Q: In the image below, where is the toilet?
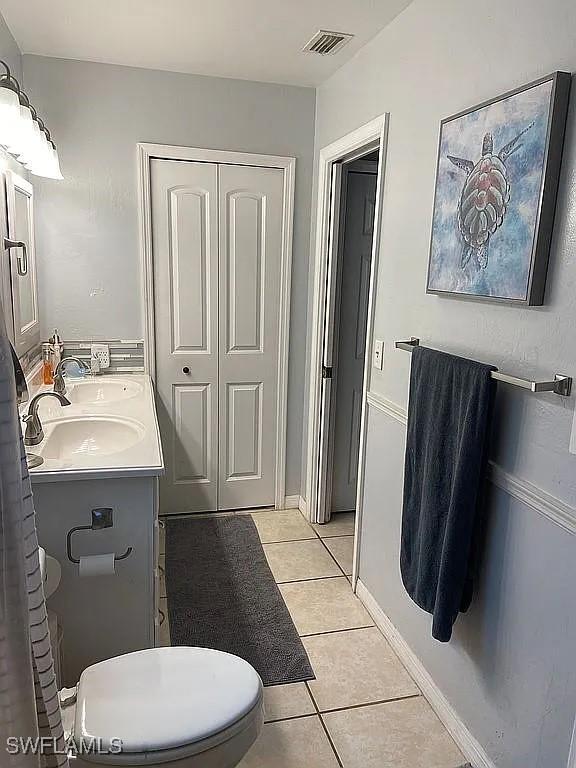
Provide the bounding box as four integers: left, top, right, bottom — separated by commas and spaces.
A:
63, 646, 264, 767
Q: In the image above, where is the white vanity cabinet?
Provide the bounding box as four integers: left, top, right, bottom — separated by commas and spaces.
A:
28, 374, 164, 686
33, 475, 160, 686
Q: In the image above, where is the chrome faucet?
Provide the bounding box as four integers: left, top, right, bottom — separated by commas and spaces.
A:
53, 357, 90, 396
23, 392, 71, 446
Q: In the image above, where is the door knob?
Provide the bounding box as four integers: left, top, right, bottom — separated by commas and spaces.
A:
182, 366, 190, 375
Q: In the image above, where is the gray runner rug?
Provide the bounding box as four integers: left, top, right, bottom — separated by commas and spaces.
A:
165, 514, 315, 686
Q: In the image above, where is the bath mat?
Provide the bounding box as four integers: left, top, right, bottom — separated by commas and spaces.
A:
164, 514, 315, 686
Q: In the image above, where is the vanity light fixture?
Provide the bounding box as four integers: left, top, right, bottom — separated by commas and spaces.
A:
0, 60, 63, 180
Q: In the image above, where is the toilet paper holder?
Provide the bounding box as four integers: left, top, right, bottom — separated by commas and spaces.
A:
66, 508, 133, 564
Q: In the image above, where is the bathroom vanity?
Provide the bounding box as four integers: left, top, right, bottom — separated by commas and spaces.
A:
28, 374, 164, 686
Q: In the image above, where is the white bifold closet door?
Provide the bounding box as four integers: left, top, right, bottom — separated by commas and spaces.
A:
218, 163, 283, 510
151, 159, 284, 513
152, 160, 219, 513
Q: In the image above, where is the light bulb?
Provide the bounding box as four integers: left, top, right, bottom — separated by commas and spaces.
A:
22, 120, 44, 172
0, 80, 20, 149
31, 139, 64, 180
49, 146, 64, 180
7, 102, 34, 158
17, 114, 36, 167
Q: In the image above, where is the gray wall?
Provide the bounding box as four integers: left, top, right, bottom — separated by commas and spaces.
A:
0, 11, 21, 81
313, 0, 576, 765
22, 56, 316, 496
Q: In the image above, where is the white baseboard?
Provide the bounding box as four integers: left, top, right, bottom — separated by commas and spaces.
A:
283, 495, 307, 516
356, 580, 495, 768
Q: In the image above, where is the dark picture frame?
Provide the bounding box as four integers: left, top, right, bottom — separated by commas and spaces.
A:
426, 71, 572, 305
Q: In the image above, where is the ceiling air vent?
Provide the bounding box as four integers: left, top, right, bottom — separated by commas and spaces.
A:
303, 30, 354, 56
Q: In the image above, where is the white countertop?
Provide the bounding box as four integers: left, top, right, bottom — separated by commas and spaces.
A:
26, 374, 164, 483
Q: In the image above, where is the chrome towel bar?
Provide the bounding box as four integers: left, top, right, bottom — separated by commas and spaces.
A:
395, 338, 572, 397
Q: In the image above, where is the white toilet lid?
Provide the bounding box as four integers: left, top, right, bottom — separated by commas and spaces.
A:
75, 647, 263, 756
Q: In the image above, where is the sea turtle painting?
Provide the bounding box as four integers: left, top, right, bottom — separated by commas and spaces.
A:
427, 75, 569, 303
447, 122, 533, 270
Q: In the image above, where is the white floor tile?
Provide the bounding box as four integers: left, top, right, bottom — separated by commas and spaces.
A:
280, 577, 372, 636
264, 540, 341, 583
263, 683, 316, 722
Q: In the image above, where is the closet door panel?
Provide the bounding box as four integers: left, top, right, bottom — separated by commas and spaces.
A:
226, 193, 264, 352
226, 382, 263, 480
172, 383, 212, 483
151, 159, 218, 513
218, 164, 284, 509
170, 187, 211, 352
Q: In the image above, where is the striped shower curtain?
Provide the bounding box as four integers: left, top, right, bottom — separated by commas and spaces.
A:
0, 303, 68, 767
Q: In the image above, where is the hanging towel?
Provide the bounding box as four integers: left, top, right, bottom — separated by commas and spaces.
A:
0, 303, 69, 767
401, 345, 496, 642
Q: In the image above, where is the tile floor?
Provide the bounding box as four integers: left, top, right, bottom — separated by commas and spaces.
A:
158, 509, 466, 767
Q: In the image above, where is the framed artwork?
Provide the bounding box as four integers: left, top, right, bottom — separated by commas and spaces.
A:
427, 71, 571, 305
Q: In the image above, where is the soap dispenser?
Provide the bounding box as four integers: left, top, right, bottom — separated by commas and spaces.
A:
42, 342, 54, 384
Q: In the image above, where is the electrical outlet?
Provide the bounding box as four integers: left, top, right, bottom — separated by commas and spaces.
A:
373, 339, 384, 370
91, 343, 110, 369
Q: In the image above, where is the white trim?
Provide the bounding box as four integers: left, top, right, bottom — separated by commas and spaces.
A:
275, 157, 296, 510
304, 115, 389, 593
366, 390, 408, 424
137, 146, 156, 377
356, 580, 495, 768
283, 495, 308, 516
137, 142, 295, 511
489, 463, 576, 535
138, 142, 295, 169
366, 390, 576, 535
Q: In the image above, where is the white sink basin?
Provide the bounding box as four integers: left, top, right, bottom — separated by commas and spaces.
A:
67, 378, 143, 405
41, 417, 145, 461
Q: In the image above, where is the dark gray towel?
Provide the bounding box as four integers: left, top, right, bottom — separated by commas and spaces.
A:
401, 345, 496, 642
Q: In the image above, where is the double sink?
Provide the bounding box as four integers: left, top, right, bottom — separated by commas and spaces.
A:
27, 375, 164, 480
40, 379, 143, 460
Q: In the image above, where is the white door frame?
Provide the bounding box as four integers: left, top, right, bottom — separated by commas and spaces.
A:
305, 115, 389, 588
137, 143, 296, 510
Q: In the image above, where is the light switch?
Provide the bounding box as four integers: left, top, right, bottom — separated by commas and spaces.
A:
373, 340, 384, 370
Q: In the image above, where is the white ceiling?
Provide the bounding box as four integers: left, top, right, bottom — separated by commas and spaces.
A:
0, 0, 413, 87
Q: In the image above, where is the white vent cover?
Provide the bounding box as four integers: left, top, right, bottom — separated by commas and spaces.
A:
303, 30, 354, 56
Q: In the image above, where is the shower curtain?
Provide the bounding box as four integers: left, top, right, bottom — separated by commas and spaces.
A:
0, 299, 68, 767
